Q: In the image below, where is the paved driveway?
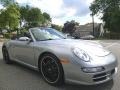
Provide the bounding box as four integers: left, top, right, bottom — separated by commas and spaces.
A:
0, 40, 120, 90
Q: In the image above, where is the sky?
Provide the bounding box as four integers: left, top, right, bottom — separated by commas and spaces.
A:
9, 0, 103, 25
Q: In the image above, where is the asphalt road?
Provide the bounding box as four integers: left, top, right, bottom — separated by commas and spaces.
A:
0, 40, 120, 90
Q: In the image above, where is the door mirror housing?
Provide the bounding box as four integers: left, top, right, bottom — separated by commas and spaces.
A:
19, 37, 31, 42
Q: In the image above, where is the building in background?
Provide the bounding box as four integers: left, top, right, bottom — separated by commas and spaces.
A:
73, 23, 105, 39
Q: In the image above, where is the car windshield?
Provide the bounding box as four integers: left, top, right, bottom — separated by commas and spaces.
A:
31, 28, 66, 41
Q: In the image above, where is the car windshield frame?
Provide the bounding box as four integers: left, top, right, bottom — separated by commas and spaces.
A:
30, 28, 66, 41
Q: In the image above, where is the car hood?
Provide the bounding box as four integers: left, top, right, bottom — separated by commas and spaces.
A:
40, 39, 110, 57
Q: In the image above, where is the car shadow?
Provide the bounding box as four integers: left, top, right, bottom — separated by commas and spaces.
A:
61, 80, 114, 90
0, 59, 41, 77
0, 59, 114, 90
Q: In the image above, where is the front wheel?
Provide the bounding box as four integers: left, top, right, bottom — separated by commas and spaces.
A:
2, 47, 12, 64
40, 54, 64, 86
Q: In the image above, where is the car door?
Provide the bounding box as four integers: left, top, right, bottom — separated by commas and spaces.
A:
13, 40, 35, 66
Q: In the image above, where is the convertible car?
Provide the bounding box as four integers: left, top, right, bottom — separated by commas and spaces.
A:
2, 27, 118, 86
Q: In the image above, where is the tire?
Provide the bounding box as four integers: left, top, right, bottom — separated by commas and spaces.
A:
2, 47, 12, 64
39, 53, 64, 86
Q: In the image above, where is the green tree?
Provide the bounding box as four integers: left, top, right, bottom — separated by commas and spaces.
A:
0, 0, 52, 28
90, 0, 120, 32
19, 7, 52, 27
51, 24, 62, 31
43, 12, 51, 22
0, 0, 15, 6
62, 20, 79, 35
0, 9, 7, 28
42, 12, 51, 25
19, 5, 30, 27
0, 4, 20, 30
26, 7, 44, 27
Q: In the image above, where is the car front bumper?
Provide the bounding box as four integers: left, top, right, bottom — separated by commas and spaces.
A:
65, 67, 117, 85
62, 55, 118, 85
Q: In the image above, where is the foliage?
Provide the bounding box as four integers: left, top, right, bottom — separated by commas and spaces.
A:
19, 5, 30, 27
20, 28, 28, 33
19, 6, 51, 28
0, 4, 20, 31
90, 0, 120, 32
0, 0, 15, 6
102, 32, 120, 39
51, 24, 62, 31
43, 12, 51, 22
26, 7, 44, 27
4, 33, 10, 38
62, 20, 79, 35
0, 0, 56, 35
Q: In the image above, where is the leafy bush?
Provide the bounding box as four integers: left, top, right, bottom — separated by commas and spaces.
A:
20, 28, 28, 35
4, 33, 11, 39
104, 32, 120, 39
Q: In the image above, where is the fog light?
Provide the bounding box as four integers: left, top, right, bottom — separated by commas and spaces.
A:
82, 67, 105, 73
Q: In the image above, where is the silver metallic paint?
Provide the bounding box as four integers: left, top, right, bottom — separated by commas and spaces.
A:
2, 28, 118, 85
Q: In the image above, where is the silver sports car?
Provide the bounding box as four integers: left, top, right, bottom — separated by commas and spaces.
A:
2, 27, 118, 86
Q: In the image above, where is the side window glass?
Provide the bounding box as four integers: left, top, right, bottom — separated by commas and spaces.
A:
31, 29, 41, 40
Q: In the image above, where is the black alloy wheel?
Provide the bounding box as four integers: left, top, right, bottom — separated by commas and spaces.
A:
2, 47, 12, 64
40, 54, 64, 86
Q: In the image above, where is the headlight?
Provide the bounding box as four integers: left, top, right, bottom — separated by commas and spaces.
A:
73, 48, 91, 62
82, 67, 105, 73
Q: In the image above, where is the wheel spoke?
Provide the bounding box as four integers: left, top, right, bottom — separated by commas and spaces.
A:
41, 56, 59, 82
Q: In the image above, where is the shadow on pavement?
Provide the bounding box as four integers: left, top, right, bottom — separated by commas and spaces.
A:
61, 80, 114, 90
0, 59, 114, 90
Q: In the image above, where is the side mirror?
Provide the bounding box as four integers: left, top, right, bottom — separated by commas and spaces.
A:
19, 37, 31, 42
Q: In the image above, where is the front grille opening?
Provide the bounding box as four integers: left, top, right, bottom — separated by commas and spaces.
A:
93, 77, 107, 82
111, 69, 115, 75
93, 73, 106, 78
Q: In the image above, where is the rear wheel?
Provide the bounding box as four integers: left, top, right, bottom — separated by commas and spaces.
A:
40, 54, 64, 86
2, 47, 12, 64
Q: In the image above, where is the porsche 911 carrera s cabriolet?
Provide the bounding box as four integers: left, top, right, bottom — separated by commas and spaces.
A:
2, 27, 118, 86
